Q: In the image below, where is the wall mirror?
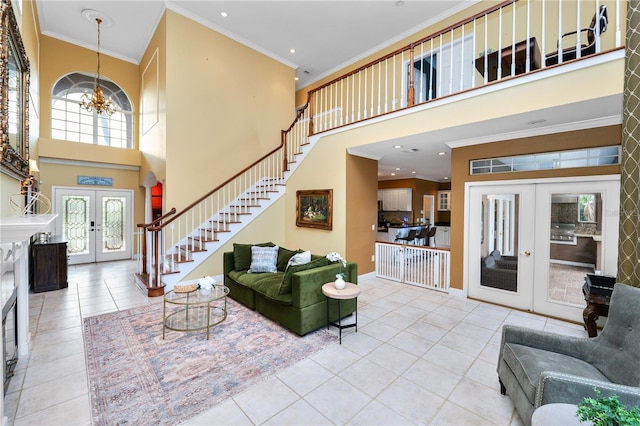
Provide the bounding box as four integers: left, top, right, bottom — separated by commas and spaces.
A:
0, 0, 30, 180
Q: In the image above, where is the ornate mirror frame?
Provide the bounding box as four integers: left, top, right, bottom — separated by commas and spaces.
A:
0, 0, 30, 180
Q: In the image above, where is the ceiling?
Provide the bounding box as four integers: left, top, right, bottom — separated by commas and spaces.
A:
35, 1, 622, 183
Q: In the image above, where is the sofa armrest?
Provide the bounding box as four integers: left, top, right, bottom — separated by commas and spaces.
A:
223, 251, 235, 275
536, 371, 640, 409
291, 261, 358, 309
499, 325, 592, 362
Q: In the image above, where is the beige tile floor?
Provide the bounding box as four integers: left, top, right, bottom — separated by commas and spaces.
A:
6, 260, 589, 425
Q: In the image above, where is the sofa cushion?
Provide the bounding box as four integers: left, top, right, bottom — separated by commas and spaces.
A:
503, 343, 610, 404
252, 275, 292, 305
278, 256, 328, 295
276, 247, 300, 272
233, 242, 274, 271
286, 250, 311, 269
229, 270, 284, 288
249, 245, 280, 273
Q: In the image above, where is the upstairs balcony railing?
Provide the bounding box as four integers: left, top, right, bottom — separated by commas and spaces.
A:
285, 0, 624, 151
137, 0, 624, 292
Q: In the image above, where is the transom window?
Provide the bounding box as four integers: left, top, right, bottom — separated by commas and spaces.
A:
51, 72, 133, 148
470, 146, 621, 175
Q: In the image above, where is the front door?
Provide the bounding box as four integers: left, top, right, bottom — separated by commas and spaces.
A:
467, 177, 619, 322
53, 188, 133, 265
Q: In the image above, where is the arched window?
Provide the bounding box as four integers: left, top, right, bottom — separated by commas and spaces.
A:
51, 72, 133, 148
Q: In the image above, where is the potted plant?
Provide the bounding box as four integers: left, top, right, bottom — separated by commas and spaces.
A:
576, 388, 640, 426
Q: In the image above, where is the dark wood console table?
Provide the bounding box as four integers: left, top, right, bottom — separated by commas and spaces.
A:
582, 282, 610, 337
475, 37, 541, 82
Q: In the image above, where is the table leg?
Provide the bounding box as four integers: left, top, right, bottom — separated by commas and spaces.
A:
338, 299, 342, 344
583, 303, 599, 337
162, 299, 166, 339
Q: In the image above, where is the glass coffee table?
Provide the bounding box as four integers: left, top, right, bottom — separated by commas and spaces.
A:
163, 284, 229, 339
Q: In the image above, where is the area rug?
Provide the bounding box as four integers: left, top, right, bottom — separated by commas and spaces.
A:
84, 298, 335, 425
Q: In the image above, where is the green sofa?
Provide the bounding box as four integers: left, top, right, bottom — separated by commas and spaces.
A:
223, 243, 358, 336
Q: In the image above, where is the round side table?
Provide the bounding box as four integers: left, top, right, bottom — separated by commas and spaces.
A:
322, 282, 360, 344
531, 404, 587, 425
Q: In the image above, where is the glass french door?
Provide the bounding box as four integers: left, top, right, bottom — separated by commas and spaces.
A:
467, 178, 619, 322
53, 188, 133, 265
468, 184, 535, 311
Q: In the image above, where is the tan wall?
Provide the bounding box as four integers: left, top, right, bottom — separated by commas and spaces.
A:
163, 10, 295, 212
346, 154, 378, 274
449, 125, 622, 290
139, 14, 167, 184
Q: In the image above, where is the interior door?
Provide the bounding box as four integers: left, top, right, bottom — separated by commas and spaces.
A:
53, 188, 133, 265
467, 178, 620, 322
532, 180, 620, 321
468, 184, 535, 310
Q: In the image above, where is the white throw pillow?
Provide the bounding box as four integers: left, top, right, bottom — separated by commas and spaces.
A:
286, 250, 311, 269
248, 245, 279, 273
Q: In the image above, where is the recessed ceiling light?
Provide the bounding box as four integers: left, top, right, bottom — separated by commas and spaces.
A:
411, 171, 416, 174
443, 176, 450, 180
393, 145, 402, 149
294, 77, 299, 81
396, 1, 404, 6
391, 173, 396, 176
438, 151, 446, 156
290, 49, 296, 54
220, 11, 228, 17
395, 167, 400, 171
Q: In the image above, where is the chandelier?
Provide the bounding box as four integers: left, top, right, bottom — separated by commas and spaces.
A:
80, 17, 116, 115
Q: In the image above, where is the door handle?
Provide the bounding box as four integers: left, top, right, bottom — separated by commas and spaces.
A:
521, 250, 531, 256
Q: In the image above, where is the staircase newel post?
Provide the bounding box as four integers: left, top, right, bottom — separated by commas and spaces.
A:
281, 130, 288, 172
140, 224, 148, 275
408, 45, 415, 107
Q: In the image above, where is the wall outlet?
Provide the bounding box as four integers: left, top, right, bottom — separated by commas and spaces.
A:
371, 224, 375, 231
371, 255, 375, 262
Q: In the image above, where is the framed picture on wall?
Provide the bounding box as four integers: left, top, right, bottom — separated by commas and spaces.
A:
296, 189, 333, 230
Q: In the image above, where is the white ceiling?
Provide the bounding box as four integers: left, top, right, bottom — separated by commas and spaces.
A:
35, 1, 622, 183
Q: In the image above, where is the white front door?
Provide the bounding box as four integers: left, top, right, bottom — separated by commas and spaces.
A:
467, 177, 620, 322
53, 188, 133, 265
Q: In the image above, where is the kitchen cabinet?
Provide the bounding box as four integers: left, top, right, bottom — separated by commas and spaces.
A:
434, 226, 450, 247
30, 236, 68, 293
378, 189, 412, 211
437, 191, 451, 211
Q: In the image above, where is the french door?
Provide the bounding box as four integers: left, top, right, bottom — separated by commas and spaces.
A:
467, 177, 620, 322
53, 188, 133, 265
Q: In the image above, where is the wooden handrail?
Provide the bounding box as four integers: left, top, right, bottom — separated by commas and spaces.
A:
306, 1, 514, 96
152, 143, 286, 231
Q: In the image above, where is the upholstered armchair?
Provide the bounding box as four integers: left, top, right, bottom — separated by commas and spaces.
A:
497, 283, 640, 425
481, 255, 518, 292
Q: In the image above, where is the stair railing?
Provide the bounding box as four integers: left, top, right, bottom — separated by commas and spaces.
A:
137, 105, 313, 290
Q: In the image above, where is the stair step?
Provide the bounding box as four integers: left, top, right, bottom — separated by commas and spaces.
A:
189, 235, 217, 243
169, 252, 196, 263
178, 244, 207, 253
201, 227, 230, 234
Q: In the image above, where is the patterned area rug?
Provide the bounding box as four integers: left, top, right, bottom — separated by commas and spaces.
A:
84, 298, 335, 425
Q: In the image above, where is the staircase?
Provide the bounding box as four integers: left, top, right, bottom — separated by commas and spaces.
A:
135, 108, 312, 296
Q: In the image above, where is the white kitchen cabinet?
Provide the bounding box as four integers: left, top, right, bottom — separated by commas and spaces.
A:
434, 226, 450, 247
378, 189, 412, 211
437, 191, 451, 211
